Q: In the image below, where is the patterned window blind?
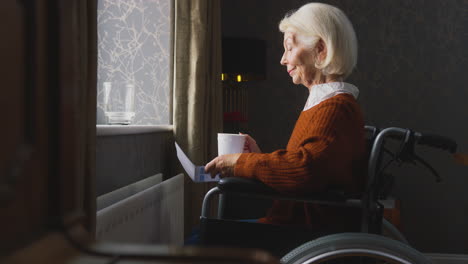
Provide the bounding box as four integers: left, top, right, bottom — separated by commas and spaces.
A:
97, 0, 172, 125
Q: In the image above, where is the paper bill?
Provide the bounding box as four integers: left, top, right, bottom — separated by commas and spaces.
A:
175, 142, 220, 182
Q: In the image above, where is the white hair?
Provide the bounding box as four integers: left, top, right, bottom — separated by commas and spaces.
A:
279, 3, 358, 79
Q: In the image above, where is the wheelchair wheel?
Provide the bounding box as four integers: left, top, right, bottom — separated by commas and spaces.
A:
280, 233, 431, 264
382, 219, 409, 245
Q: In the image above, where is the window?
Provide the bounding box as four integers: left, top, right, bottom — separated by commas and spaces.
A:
97, 0, 172, 125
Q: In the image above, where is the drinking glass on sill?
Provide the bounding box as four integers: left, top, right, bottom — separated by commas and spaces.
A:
103, 81, 136, 125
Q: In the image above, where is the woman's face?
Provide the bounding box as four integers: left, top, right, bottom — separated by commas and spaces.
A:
280, 32, 317, 87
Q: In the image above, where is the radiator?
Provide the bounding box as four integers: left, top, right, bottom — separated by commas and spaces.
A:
96, 174, 184, 245
97, 174, 163, 211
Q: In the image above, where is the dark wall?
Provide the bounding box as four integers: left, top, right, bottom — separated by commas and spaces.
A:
96, 131, 175, 196
222, 0, 468, 253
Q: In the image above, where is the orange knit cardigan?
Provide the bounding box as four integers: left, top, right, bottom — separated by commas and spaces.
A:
234, 94, 367, 231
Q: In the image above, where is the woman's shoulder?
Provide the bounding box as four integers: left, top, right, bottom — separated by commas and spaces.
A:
300, 93, 363, 125
307, 93, 359, 113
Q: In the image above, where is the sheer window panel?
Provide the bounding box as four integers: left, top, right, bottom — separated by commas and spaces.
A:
97, 0, 172, 125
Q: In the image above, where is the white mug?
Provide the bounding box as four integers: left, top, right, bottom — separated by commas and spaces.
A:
217, 133, 247, 156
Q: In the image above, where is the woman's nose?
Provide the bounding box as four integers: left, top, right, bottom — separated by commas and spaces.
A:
280, 53, 287, 65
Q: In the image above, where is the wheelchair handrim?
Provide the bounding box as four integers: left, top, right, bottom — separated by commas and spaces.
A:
299, 248, 413, 264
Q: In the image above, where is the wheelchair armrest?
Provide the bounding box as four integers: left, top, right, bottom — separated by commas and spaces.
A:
202, 177, 359, 219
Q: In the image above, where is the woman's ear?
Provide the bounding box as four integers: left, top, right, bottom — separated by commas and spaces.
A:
316, 39, 327, 62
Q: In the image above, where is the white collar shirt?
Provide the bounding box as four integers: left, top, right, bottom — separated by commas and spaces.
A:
303, 82, 360, 111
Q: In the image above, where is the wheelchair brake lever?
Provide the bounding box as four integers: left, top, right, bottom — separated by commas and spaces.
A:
395, 129, 441, 182
412, 154, 442, 183
395, 129, 417, 164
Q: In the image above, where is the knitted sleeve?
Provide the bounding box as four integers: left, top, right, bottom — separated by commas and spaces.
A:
234, 96, 362, 195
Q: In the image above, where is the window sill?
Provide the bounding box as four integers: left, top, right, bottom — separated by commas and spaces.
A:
96, 125, 173, 136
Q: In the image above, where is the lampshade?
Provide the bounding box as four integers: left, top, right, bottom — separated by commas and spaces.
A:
222, 37, 266, 77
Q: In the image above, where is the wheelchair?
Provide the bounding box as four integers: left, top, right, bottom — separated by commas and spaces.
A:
199, 126, 457, 263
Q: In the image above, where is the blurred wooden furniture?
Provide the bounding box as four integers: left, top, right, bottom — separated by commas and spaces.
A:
6, 226, 279, 264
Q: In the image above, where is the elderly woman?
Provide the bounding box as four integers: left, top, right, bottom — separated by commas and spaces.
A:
206, 3, 366, 232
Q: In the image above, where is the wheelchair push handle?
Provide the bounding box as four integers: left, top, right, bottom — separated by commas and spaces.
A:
368, 127, 458, 186
380, 127, 457, 154
416, 132, 457, 153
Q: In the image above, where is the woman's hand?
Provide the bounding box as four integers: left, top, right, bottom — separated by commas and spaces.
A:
205, 153, 241, 179
241, 133, 262, 153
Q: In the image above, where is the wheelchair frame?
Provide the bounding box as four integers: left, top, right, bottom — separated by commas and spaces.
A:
199, 126, 457, 263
